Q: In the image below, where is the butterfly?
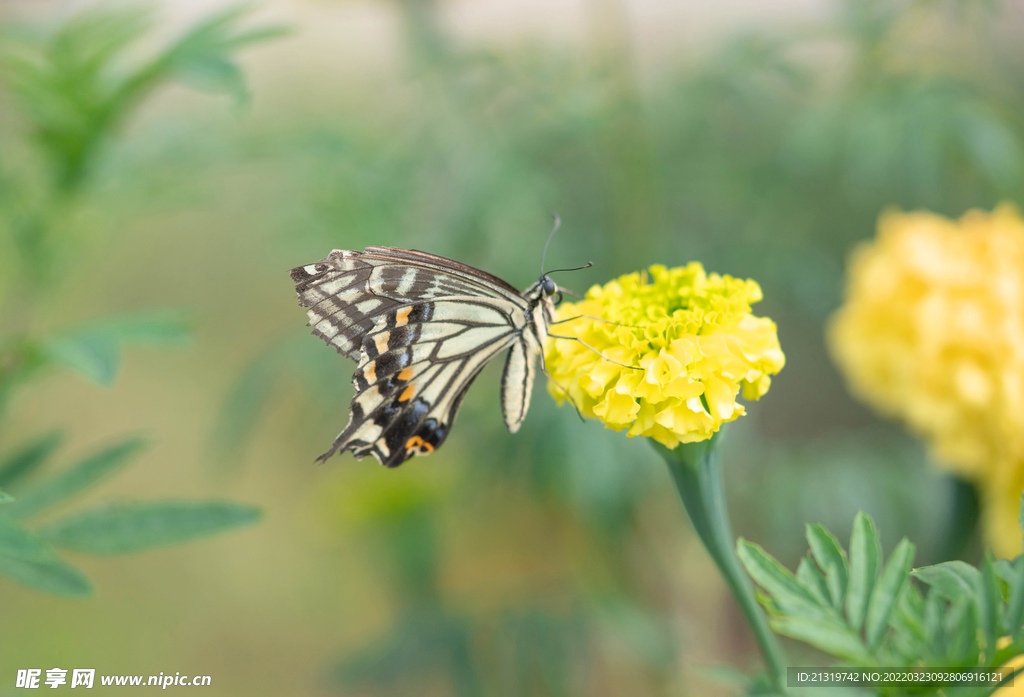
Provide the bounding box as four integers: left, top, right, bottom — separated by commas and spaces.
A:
290, 230, 583, 468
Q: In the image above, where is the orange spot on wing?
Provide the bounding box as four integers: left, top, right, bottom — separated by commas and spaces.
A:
405, 436, 435, 454
399, 384, 416, 402
364, 362, 377, 383
398, 367, 414, 381
375, 332, 390, 355
395, 306, 412, 327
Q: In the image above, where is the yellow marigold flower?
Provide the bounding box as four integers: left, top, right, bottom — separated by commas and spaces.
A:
828, 204, 1024, 555
544, 263, 785, 448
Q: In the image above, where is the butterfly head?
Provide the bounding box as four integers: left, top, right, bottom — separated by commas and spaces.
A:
524, 274, 562, 307
541, 276, 557, 297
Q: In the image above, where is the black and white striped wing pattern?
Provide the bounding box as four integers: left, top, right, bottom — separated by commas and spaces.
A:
291, 246, 525, 359
290, 247, 541, 468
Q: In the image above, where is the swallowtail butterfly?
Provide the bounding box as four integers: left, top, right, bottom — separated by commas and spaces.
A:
290, 243, 569, 468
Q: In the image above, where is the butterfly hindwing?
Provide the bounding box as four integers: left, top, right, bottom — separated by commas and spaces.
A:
323, 298, 522, 467
499, 336, 538, 434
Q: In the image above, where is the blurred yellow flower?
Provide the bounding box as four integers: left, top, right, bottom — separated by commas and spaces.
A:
828, 204, 1024, 555
544, 263, 785, 448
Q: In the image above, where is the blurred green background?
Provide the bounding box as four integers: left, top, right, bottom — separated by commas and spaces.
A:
1, 0, 1021, 694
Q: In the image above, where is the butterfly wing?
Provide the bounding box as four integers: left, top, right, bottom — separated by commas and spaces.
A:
325, 297, 524, 467
499, 334, 539, 434
290, 246, 523, 359
291, 246, 541, 467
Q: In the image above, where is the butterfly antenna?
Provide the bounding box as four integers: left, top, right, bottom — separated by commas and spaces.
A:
547, 262, 593, 275
548, 333, 643, 370
540, 213, 562, 275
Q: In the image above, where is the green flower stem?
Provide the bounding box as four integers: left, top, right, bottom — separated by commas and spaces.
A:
653, 431, 789, 694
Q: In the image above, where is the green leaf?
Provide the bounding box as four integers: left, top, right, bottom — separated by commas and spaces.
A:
893, 582, 926, 643
911, 561, 980, 604
737, 539, 830, 619
846, 512, 881, 632
90, 311, 192, 345
44, 333, 121, 385
944, 595, 978, 666
807, 523, 848, 611
797, 555, 832, 609
0, 490, 10, 503
754, 586, 781, 616
0, 553, 91, 597
175, 55, 248, 105
3, 438, 147, 520
1008, 557, 1024, 641
978, 554, 1001, 661
0, 431, 63, 488
995, 559, 1016, 593
0, 516, 54, 561
766, 616, 871, 664
38, 501, 261, 554
4, 3, 283, 192
890, 584, 927, 662
923, 589, 946, 660
211, 348, 282, 461
865, 537, 915, 650
43, 311, 192, 386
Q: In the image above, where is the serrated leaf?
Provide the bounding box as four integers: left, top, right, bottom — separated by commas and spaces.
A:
797, 555, 833, 609
846, 512, 881, 632
3, 438, 147, 520
0, 553, 91, 596
807, 523, 848, 611
864, 537, 915, 650
0, 431, 62, 488
38, 501, 261, 554
738, 539, 830, 620
911, 561, 980, 604
754, 586, 781, 616
979, 554, 1001, 661
766, 616, 870, 664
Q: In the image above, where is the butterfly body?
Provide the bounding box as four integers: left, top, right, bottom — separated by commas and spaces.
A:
291, 246, 557, 467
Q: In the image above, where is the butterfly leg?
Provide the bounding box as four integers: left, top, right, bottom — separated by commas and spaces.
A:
549, 315, 639, 329
536, 348, 586, 423
546, 334, 642, 370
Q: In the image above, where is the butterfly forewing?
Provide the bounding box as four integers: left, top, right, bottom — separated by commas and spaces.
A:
291, 247, 526, 359
291, 246, 550, 468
